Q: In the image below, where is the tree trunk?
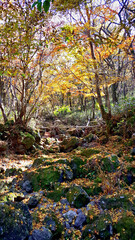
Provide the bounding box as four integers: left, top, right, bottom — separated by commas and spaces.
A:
112, 82, 118, 103
0, 96, 8, 123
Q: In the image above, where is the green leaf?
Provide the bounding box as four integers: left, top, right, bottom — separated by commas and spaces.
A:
43, 0, 50, 13
32, 1, 38, 8
37, 1, 42, 12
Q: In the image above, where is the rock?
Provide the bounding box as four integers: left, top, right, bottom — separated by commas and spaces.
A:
59, 137, 79, 152
74, 212, 86, 228
83, 133, 97, 143
43, 214, 63, 239
114, 213, 135, 240
64, 168, 73, 180
29, 228, 52, 240
0, 202, 32, 240
126, 171, 134, 185
25, 166, 60, 191
99, 195, 132, 210
28, 196, 39, 209
60, 198, 70, 205
22, 180, 33, 193
80, 148, 100, 157
66, 186, 90, 208
69, 156, 87, 178
5, 168, 22, 177
63, 210, 77, 224
131, 147, 135, 156
44, 217, 56, 232
21, 132, 35, 150
100, 155, 120, 172
0, 140, 7, 153
32, 157, 48, 167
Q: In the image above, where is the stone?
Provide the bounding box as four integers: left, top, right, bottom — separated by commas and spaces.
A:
21, 132, 35, 150
29, 228, 52, 240
66, 186, 90, 208
43, 217, 56, 232
114, 213, 135, 240
26, 166, 60, 191
60, 198, 70, 205
65, 169, 73, 180
0, 202, 32, 240
131, 147, 135, 156
100, 155, 120, 172
63, 210, 77, 224
69, 156, 87, 178
28, 196, 39, 209
83, 133, 96, 143
59, 137, 79, 152
22, 180, 33, 193
74, 212, 86, 228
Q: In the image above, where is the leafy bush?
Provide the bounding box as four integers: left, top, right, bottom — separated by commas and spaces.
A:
54, 105, 71, 117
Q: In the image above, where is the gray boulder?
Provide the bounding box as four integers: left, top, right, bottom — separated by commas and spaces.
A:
63, 210, 77, 224
74, 212, 86, 228
0, 202, 32, 240
22, 180, 33, 193
29, 228, 52, 240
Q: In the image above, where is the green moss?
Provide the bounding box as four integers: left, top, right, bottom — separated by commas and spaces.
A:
21, 132, 35, 149
114, 213, 135, 240
69, 156, 87, 178
29, 166, 60, 191
66, 186, 90, 208
80, 148, 100, 157
101, 155, 120, 172
5, 168, 22, 177
84, 182, 102, 196
60, 137, 79, 151
43, 213, 64, 240
47, 186, 69, 202
83, 133, 94, 143
32, 157, 48, 167
100, 195, 132, 210
83, 214, 112, 239
124, 156, 134, 162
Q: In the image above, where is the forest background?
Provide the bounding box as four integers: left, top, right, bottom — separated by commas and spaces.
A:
0, 0, 134, 130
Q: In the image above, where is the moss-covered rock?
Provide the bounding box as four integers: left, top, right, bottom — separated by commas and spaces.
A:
32, 157, 48, 167
60, 137, 79, 152
80, 148, 100, 158
99, 195, 132, 210
26, 166, 60, 191
83, 133, 96, 143
84, 178, 102, 196
21, 132, 35, 150
43, 213, 64, 240
5, 168, 22, 177
82, 213, 113, 240
47, 185, 69, 202
69, 156, 87, 178
0, 202, 32, 240
114, 213, 135, 240
100, 155, 120, 172
66, 185, 90, 208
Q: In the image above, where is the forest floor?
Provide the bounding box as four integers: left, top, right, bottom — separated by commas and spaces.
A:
0, 128, 135, 240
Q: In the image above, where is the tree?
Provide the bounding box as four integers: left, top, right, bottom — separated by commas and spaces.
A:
40, 0, 134, 133
0, 0, 56, 125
